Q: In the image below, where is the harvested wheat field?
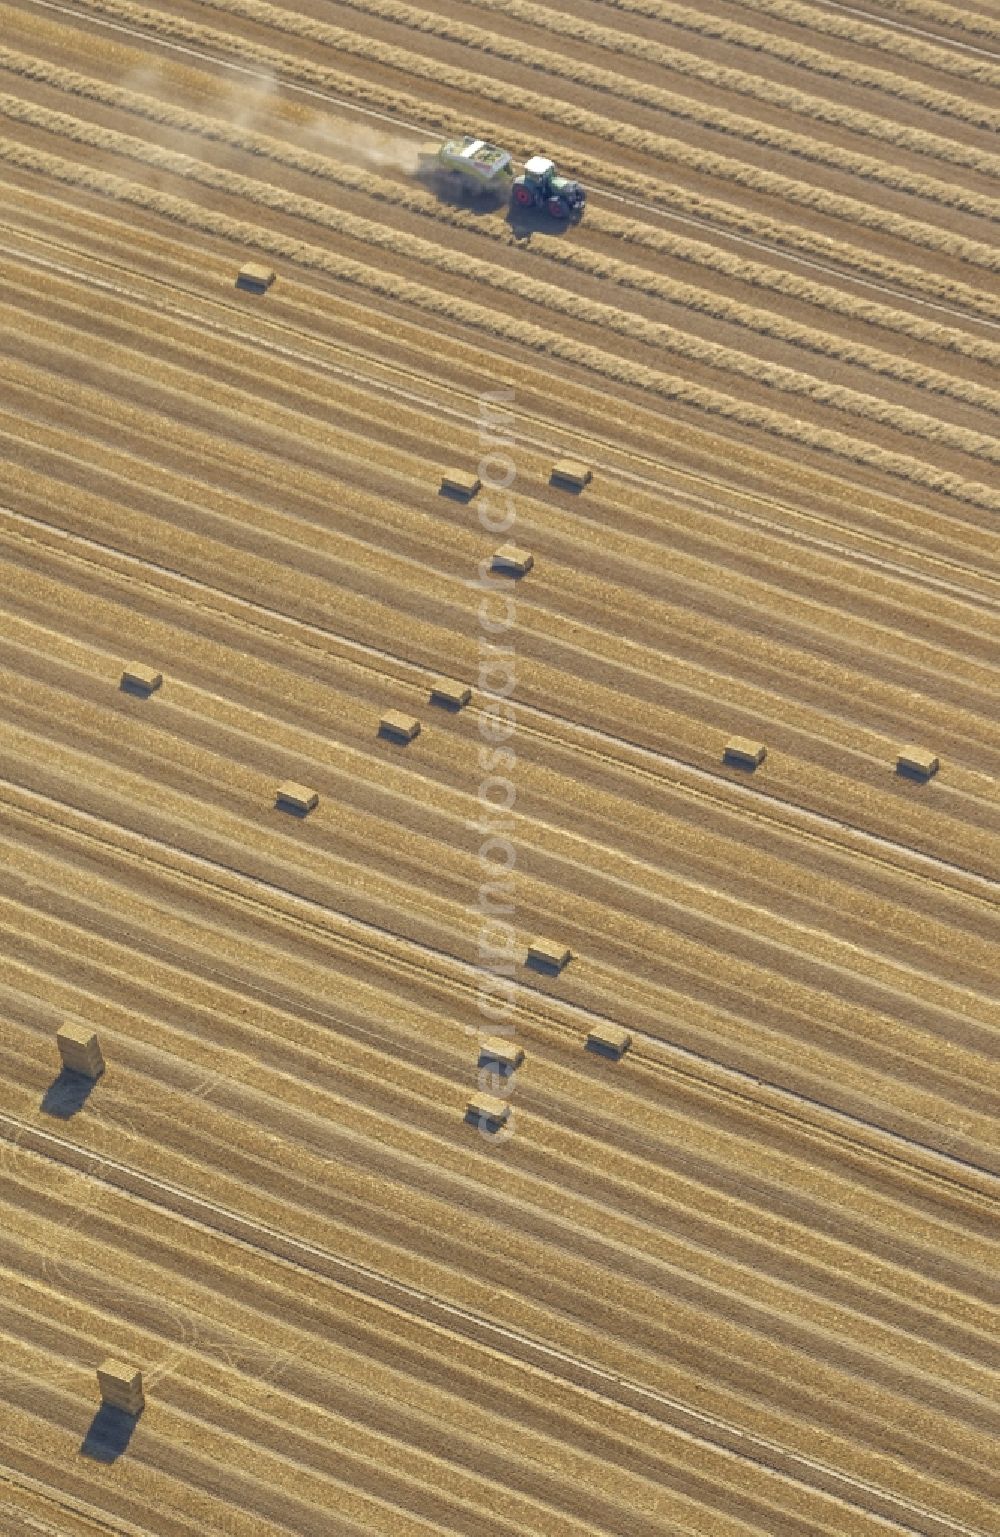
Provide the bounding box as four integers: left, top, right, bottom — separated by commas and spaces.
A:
0, 0, 998, 1531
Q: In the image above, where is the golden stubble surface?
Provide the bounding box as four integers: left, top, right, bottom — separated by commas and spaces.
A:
0, 0, 997, 1532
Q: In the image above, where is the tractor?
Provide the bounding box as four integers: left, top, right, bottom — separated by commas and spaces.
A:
416, 136, 514, 202
511, 156, 586, 221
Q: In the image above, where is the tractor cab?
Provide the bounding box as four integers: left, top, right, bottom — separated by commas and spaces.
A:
523, 155, 556, 183
511, 155, 586, 220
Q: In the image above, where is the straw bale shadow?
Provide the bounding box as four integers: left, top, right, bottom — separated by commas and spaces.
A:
585, 1038, 623, 1060
40, 1068, 98, 1119
80, 1404, 141, 1463
896, 763, 935, 783
524, 955, 567, 976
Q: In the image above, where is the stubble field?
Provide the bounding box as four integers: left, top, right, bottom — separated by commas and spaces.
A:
0, 0, 997, 1533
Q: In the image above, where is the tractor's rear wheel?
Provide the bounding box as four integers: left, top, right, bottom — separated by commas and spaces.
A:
547, 197, 570, 218
512, 183, 535, 206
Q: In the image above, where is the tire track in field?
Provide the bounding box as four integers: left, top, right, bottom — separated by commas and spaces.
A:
6, 352, 999, 753
586, 0, 1000, 89
3, 635, 996, 1071
1, 706, 992, 1171
6, 900, 997, 1300
15, 0, 1000, 330
1, 138, 995, 507
5, 989, 998, 1419
4, 98, 998, 468
3, 854, 995, 1512
3, 767, 998, 1191
182, 0, 1000, 223
2, 225, 998, 600
0, 1111, 992, 1537
6, 952, 996, 1322
4, 888, 997, 1303
0, 1192, 983, 1537
0, 1042, 227, 1397
0, 1468, 151, 1537
5, 52, 1000, 425
0, 497, 995, 904
1, 995, 995, 1524
814, 0, 1000, 50
431, 0, 1000, 164
5, 588, 997, 992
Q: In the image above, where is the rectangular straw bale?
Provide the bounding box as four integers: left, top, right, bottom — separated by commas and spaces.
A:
551, 458, 592, 488
97, 1360, 144, 1414
492, 544, 534, 576
276, 782, 319, 813
897, 746, 939, 778
478, 1036, 525, 1071
56, 1024, 105, 1078
465, 1093, 510, 1127
724, 738, 767, 768
236, 262, 275, 291
527, 938, 571, 972
380, 712, 421, 742
430, 678, 472, 708
586, 1024, 632, 1059
121, 664, 162, 693
440, 470, 481, 499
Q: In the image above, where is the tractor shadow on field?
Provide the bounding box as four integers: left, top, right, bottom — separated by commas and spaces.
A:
505, 206, 575, 242
80, 1404, 142, 1464
40, 1068, 98, 1119
417, 170, 505, 218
